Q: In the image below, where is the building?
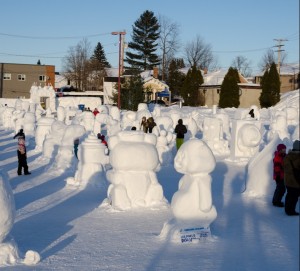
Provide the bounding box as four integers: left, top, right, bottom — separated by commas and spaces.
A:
197, 68, 262, 108
0, 63, 55, 99
254, 63, 299, 93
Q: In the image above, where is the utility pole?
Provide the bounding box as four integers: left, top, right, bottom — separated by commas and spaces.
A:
111, 31, 126, 109
273, 38, 287, 75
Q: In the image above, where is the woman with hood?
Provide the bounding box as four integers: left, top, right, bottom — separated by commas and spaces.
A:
272, 143, 286, 207
284, 140, 300, 216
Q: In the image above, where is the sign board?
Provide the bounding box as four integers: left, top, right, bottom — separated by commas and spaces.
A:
180, 227, 211, 243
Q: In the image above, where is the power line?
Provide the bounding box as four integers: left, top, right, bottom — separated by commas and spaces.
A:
212, 46, 272, 53
0, 32, 111, 40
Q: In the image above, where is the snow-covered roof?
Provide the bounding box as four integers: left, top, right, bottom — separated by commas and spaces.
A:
254, 63, 299, 76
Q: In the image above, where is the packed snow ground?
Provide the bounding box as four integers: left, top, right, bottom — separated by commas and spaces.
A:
0, 130, 299, 270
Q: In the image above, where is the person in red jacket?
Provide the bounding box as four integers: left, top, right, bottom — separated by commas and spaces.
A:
272, 143, 286, 207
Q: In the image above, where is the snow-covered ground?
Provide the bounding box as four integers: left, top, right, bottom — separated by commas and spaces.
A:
0, 90, 299, 270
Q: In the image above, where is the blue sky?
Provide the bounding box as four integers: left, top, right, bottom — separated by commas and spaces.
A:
0, 0, 298, 74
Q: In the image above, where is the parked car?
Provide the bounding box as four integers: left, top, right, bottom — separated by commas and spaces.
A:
56, 86, 77, 97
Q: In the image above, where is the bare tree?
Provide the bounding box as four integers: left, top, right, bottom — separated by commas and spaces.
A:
231, 55, 252, 77
63, 38, 92, 91
259, 48, 287, 72
158, 15, 180, 81
184, 35, 217, 70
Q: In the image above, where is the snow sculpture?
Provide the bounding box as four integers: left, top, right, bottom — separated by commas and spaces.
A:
105, 131, 165, 210
121, 111, 137, 130
154, 116, 174, 132
55, 125, 86, 170
160, 139, 217, 243
12, 110, 25, 133
23, 112, 36, 137
67, 133, 108, 188
0, 174, 40, 266
156, 129, 173, 166
230, 120, 262, 159
267, 113, 289, 141
56, 106, 66, 122
35, 116, 55, 151
42, 121, 66, 159
2, 107, 15, 129
202, 117, 230, 156
110, 106, 120, 122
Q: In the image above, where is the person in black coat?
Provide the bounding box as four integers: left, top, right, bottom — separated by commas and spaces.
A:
174, 119, 187, 150
13, 129, 31, 175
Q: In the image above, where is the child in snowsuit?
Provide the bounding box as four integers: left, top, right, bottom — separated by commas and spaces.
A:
147, 117, 156, 133
272, 143, 286, 207
283, 140, 300, 216
174, 119, 187, 150
13, 129, 31, 175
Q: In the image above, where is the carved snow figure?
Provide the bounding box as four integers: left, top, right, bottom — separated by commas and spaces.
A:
0, 174, 40, 266
230, 120, 262, 160
267, 112, 289, 141
202, 117, 230, 156
35, 116, 55, 151
105, 131, 165, 210
67, 133, 108, 188
56, 106, 66, 122
156, 129, 173, 166
160, 139, 217, 243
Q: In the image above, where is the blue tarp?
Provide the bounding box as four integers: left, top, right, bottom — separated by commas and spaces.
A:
157, 90, 170, 97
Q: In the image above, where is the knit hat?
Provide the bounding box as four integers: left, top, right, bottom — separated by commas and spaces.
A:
277, 144, 286, 151
293, 140, 300, 151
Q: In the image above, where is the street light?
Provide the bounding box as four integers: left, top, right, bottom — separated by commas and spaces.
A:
111, 31, 126, 109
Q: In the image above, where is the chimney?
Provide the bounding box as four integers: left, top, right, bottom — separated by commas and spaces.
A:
153, 67, 158, 79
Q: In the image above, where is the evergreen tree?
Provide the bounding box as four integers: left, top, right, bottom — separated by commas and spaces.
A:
125, 10, 160, 71
180, 65, 203, 106
259, 62, 280, 108
218, 67, 240, 108
90, 42, 110, 68
112, 73, 145, 111
166, 58, 186, 97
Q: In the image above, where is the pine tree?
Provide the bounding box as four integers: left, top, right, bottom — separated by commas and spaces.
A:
113, 73, 145, 111
218, 67, 240, 108
180, 65, 203, 106
166, 58, 186, 97
125, 10, 160, 71
259, 62, 280, 108
91, 42, 110, 68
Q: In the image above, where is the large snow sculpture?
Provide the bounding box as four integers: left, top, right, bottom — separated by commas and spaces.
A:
67, 132, 108, 188
160, 139, 217, 243
105, 131, 166, 210
202, 117, 230, 156
0, 174, 40, 266
230, 119, 262, 160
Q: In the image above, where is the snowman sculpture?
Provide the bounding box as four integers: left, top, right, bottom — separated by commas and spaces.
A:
160, 139, 217, 243
104, 131, 166, 210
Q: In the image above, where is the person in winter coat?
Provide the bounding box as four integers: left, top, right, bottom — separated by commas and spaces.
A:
147, 117, 156, 133
140, 116, 148, 133
283, 140, 300, 216
174, 119, 187, 150
272, 143, 287, 207
13, 129, 31, 175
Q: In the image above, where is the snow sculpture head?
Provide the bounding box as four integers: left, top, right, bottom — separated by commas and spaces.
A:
175, 139, 216, 175
109, 131, 159, 171
238, 123, 261, 148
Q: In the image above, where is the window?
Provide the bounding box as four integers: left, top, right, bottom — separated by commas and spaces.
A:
18, 74, 26, 81
3, 73, 11, 80
39, 75, 46, 82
